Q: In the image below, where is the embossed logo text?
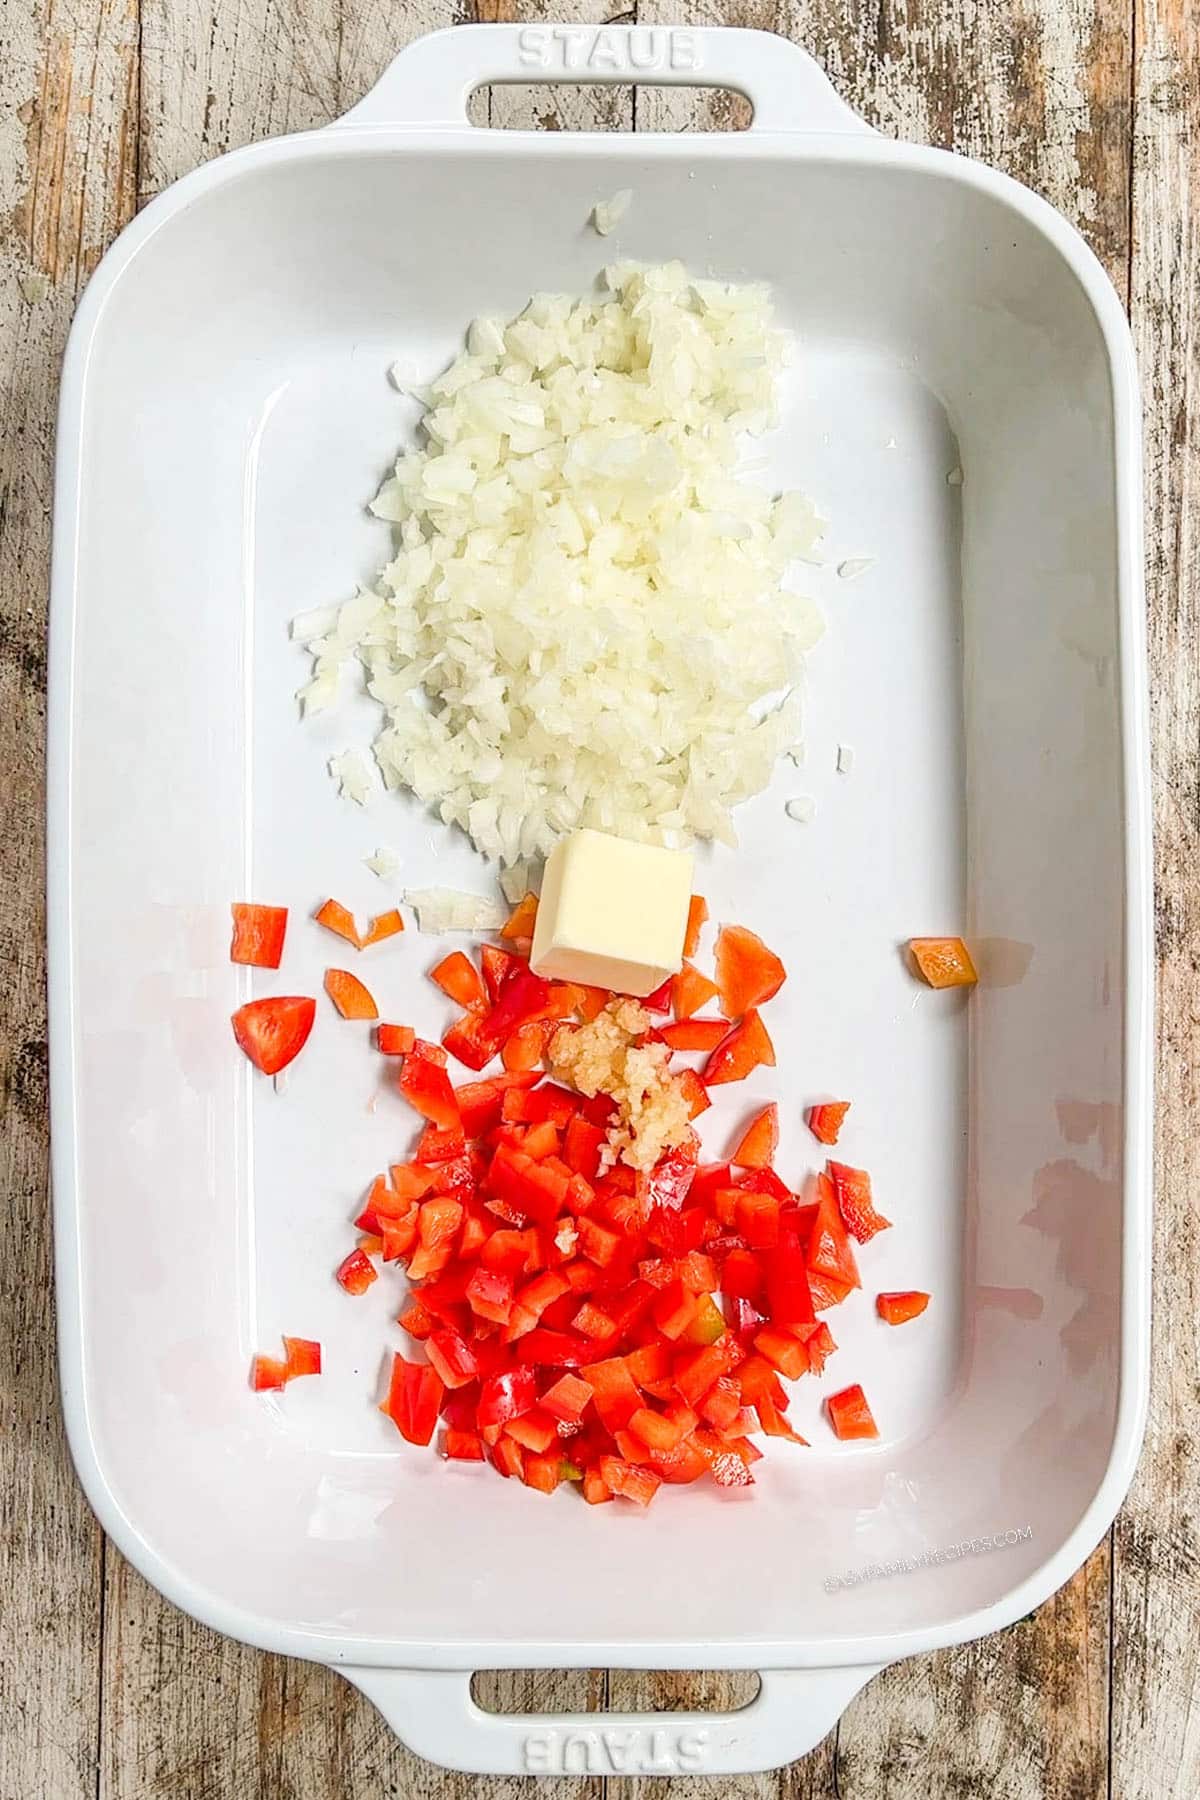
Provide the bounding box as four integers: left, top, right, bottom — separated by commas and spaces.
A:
516, 26, 703, 76
522, 1726, 711, 1775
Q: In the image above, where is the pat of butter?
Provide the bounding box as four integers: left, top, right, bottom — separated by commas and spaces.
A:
530, 829, 693, 999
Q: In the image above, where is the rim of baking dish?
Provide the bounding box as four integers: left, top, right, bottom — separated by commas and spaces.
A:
48, 122, 1151, 1673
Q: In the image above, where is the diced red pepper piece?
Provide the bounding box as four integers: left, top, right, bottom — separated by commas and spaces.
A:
314, 898, 360, 948
563, 1115, 606, 1182
397, 1052, 461, 1129
807, 1101, 850, 1146
702, 1010, 775, 1085
416, 1122, 468, 1164
671, 961, 720, 1020
735, 1189, 780, 1250
765, 1204, 816, 1329
755, 1395, 808, 1444
575, 986, 610, 1023
282, 1337, 321, 1380
807, 1270, 855, 1312
628, 1406, 689, 1453
683, 894, 708, 959
465, 1265, 514, 1325
675, 1068, 711, 1118
639, 1141, 698, 1213
522, 1453, 563, 1493
708, 1448, 755, 1488
828, 1161, 892, 1244
481, 968, 554, 1052
721, 1247, 764, 1302
582, 1467, 612, 1505
877, 1290, 931, 1325
909, 937, 978, 988
599, 1455, 662, 1507
641, 978, 675, 1014
541, 1372, 593, 1422
502, 1084, 578, 1128
481, 943, 524, 1003
490, 1435, 526, 1480
412, 1037, 449, 1067
442, 1010, 494, 1071
388, 1163, 439, 1204
660, 1018, 731, 1053
361, 909, 404, 946
506, 1408, 559, 1454
426, 1328, 480, 1390
827, 1383, 880, 1441
807, 1175, 861, 1288
476, 1367, 538, 1431
714, 924, 786, 1017
502, 1019, 553, 1072
803, 1321, 838, 1372
673, 1342, 733, 1407
753, 1327, 809, 1380
231, 995, 316, 1076
731, 1104, 779, 1170
698, 1376, 742, 1431
377, 1022, 416, 1055
335, 1247, 377, 1295
501, 893, 539, 944
430, 950, 486, 1010
736, 1165, 791, 1203
386, 1354, 445, 1446
324, 968, 379, 1020
455, 1074, 534, 1137
230, 903, 288, 969
250, 1354, 287, 1392
516, 1327, 607, 1367
652, 1279, 701, 1341
444, 1428, 485, 1461
399, 1297, 434, 1338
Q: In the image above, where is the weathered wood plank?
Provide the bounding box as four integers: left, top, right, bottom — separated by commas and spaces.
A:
0, 0, 139, 1794
1110, 0, 1200, 1794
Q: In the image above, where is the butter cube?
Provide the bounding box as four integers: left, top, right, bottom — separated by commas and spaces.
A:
530, 830, 693, 999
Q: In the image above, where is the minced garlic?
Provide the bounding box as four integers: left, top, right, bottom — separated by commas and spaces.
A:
548, 999, 693, 1172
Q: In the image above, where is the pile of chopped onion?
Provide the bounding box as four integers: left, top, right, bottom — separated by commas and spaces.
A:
295, 262, 824, 866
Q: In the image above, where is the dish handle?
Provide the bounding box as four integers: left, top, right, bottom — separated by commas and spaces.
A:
332, 24, 871, 135
339, 1663, 884, 1776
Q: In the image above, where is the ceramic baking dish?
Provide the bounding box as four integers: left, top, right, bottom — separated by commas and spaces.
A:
49, 23, 1151, 1778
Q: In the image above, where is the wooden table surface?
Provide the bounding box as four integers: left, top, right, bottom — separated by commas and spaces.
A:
2, 0, 1197, 1794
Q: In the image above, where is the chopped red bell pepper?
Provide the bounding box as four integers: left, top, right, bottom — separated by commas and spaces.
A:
702, 1010, 775, 1085
501, 892, 539, 945
731, 1104, 779, 1169
909, 937, 978, 988
444, 1428, 485, 1461
442, 1010, 494, 1071
541, 1372, 593, 1422
714, 924, 786, 1017
426, 1327, 480, 1389
671, 961, 720, 1020
476, 1365, 538, 1428
377, 1023, 416, 1055
641, 977, 675, 1014
386, 1354, 445, 1446
676, 1068, 711, 1117
282, 1336, 322, 1379
807, 1100, 850, 1145
314, 898, 360, 948
361, 909, 404, 947
250, 1354, 287, 1391
807, 1175, 862, 1288
481, 943, 524, 1003
877, 1290, 930, 1325
599, 1455, 662, 1507
802, 1321, 838, 1373
753, 1327, 809, 1381
827, 1383, 879, 1441
683, 894, 709, 959
430, 950, 486, 1010
231, 995, 316, 1075
660, 1018, 731, 1053
397, 1052, 461, 1129
502, 1019, 553, 1072
230, 903, 288, 969
466, 1265, 515, 1325
827, 1161, 892, 1244
335, 1247, 377, 1295
324, 968, 379, 1021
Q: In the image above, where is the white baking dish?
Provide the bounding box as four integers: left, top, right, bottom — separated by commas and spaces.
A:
49, 24, 1151, 1778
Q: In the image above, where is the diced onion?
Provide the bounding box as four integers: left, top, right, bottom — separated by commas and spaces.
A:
404, 888, 510, 933
298, 263, 824, 865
